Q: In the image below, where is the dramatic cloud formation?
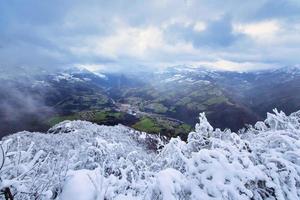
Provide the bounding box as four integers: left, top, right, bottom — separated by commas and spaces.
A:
0, 0, 300, 72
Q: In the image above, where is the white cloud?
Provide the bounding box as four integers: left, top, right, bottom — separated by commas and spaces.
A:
2, 0, 300, 72
198, 60, 276, 71
162, 17, 206, 32
100, 26, 164, 58
75, 64, 107, 72
162, 17, 193, 29
234, 20, 280, 41
193, 22, 206, 32
69, 23, 199, 64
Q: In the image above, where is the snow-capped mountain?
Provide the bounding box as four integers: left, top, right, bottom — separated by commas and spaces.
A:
0, 109, 299, 199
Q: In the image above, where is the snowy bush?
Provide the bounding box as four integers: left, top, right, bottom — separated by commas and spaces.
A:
0, 109, 299, 200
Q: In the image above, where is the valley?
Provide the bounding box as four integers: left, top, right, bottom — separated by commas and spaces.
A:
1, 66, 300, 139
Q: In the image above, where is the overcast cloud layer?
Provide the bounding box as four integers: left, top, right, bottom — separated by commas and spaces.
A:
1, 0, 300, 72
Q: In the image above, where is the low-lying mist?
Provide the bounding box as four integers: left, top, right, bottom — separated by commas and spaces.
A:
0, 81, 54, 137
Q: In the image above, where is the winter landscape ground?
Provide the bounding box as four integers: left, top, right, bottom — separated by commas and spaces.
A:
1, 0, 300, 199
0, 109, 299, 200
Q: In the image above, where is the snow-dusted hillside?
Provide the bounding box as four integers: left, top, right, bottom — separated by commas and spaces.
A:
0, 109, 300, 200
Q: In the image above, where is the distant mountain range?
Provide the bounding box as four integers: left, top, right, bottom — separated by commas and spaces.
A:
1, 65, 300, 138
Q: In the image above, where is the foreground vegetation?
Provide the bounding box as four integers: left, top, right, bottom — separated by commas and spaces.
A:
1, 109, 299, 199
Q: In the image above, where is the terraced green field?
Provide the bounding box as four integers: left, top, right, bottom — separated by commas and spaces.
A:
48, 115, 79, 126
47, 111, 192, 138
132, 117, 162, 133
47, 111, 126, 126
132, 116, 192, 138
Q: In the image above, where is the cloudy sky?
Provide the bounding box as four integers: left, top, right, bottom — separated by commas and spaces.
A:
1, 0, 300, 72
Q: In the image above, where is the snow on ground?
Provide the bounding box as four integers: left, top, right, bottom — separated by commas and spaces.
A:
52, 73, 84, 82
0, 109, 300, 200
60, 169, 97, 200
93, 72, 107, 79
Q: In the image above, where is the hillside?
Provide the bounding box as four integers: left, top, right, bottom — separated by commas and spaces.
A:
0, 109, 299, 199
1, 66, 300, 138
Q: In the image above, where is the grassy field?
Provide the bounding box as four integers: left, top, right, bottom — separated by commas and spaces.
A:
47, 115, 79, 126
47, 111, 125, 126
94, 111, 123, 121
132, 116, 192, 138
132, 117, 162, 133
47, 111, 192, 138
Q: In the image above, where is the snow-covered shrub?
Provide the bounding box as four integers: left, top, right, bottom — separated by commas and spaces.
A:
244, 109, 300, 200
0, 109, 299, 200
